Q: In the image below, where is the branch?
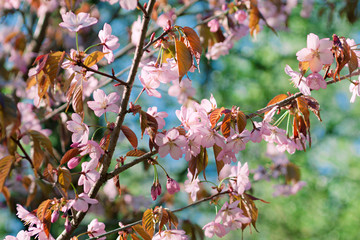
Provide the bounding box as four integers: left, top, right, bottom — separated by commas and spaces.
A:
142, 29, 171, 51
106, 151, 157, 180
56, 0, 157, 239
246, 70, 360, 119
86, 190, 230, 240
79, 62, 128, 86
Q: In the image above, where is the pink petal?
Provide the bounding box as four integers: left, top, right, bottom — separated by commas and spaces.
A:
307, 33, 319, 50
296, 48, 313, 62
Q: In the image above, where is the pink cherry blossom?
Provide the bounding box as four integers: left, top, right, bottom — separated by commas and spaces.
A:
51, 210, 59, 223
98, 23, 120, 64
306, 72, 327, 90
80, 140, 104, 162
156, 10, 176, 29
273, 181, 307, 197
59, 11, 98, 32
87, 219, 106, 240
87, 89, 120, 117
200, 94, 217, 113
284, 65, 311, 95
66, 113, 89, 144
70, 193, 98, 212
349, 79, 360, 103
296, 33, 333, 73
78, 161, 100, 193
147, 107, 168, 130
101, 0, 118, 4
67, 156, 81, 169
203, 221, 228, 238
152, 230, 188, 240
206, 40, 232, 60
229, 162, 251, 195
216, 145, 237, 164
4, 230, 30, 240
168, 78, 196, 104
166, 176, 180, 194
120, 0, 137, 10
184, 169, 200, 201
215, 201, 251, 229
234, 10, 247, 23
139, 75, 161, 98
155, 129, 187, 160
140, 60, 179, 84
16, 204, 40, 227
131, 16, 142, 46
208, 19, 220, 32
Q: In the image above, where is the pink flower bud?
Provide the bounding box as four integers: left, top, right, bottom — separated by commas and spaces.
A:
65, 217, 71, 232
67, 157, 81, 169
151, 185, 157, 201
156, 183, 162, 196
51, 210, 59, 223
166, 177, 180, 194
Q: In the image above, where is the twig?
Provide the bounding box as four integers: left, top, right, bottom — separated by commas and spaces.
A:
86, 190, 230, 240
137, 2, 148, 17
106, 151, 157, 180
79, 62, 127, 86
142, 29, 171, 51
55, 0, 157, 239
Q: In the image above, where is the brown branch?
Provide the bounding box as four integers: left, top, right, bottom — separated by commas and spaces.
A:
86, 190, 230, 240
79, 62, 128, 86
142, 29, 171, 51
246, 70, 360, 119
55, 0, 157, 239
106, 151, 157, 180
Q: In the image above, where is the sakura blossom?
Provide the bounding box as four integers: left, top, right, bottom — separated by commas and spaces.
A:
184, 169, 200, 201
229, 162, 251, 195
87, 219, 106, 240
139, 75, 161, 98
168, 78, 196, 104
4, 230, 30, 240
80, 140, 105, 162
349, 79, 360, 103
147, 107, 168, 129
59, 11, 98, 32
155, 128, 186, 160
131, 16, 142, 46
152, 230, 189, 240
208, 19, 220, 32
140, 60, 178, 84
284, 64, 311, 96
66, 113, 89, 144
98, 23, 120, 64
87, 89, 120, 117
273, 181, 307, 197
70, 193, 98, 212
215, 201, 251, 229
202, 221, 228, 238
119, 0, 137, 10
296, 33, 333, 73
78, 161, 101, 193
166, 176, 180, 194
306, 72, 327, 90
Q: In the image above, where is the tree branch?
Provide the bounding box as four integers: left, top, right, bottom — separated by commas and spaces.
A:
86, 190, 230, 240
55, 0, 157, 239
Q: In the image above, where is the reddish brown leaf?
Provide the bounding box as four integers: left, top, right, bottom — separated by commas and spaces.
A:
267, 94, 288, 108
121, 125, 138, 149
32, 139, 44, 176
126, 149, 147, 157
37, 199, 52, 222
0, 93, 18, 139
114, 174, 121, 195
175, 40, 192, 81
43, 51, 66, 84
189, 147, 208, 180
36, 71, 51, 101
84, 51, 106, 68
237, 111, 247, 134
166, 209, 179, 229
296, 97, 310, 128
58, 167, 72, 193
213, 144, 224, 177
239, 194, 259, 232
299, 61, 310, 75
349, 49, 359, 74
221, 112, 231, 138
209, 107, 224, 128
132, 224, 151, 240
303, 95, 322, 122
142, 209, 154, 237
29, 130, 54, 155
159, 209, 169, 233
248, 0, 261, 36
60, 148, 80, 166
72, 85, 83, 114
182, 27, 202, 67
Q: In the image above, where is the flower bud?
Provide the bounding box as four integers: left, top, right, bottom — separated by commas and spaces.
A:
67, 157, 81, 169
151, 185, 157, 201
166, 177, 180, 194
51, 210, 59, 223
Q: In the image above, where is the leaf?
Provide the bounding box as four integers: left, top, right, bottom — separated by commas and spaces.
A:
299, 61, 310, 75
139, 111, 158, 141
132, 224, 151, 240
221, 112, 231, 138
166, 209, 179, 229
0, 93, 18, 139
237, 111, 247, 134
84, 51, 106, 68
29, 130, 54, 155
140, 110, 148, 139
159, 208, 169, 233
142, 209, 154, 237
296, 97, 310, 129
303, 96, 322, 122
37, 199, 52, 222
1, 186, 11, 209
72, 85, 83, 114
248, 0, 261, 36
0, 156, 15, 191
58, 167, 72, 193
60, 148, 80, 166
182, 27, 202, 67
239, 194, 259, 232
175, 40, 193, 81
209, 107, 224, 128
121, 125, 138, 149
126, 149, 147, 157
43, 51, 66, 84
213, 144, 224, 177
349, 49, 359, 74
267, 94, 288, 108
189, 147, 208, 180
32, 138, 44, 176
36, 71, 51, 100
